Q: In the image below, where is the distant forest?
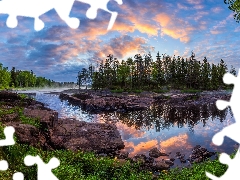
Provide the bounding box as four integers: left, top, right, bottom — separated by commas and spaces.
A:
0, 63, 75, 89
77, 51, 237, 91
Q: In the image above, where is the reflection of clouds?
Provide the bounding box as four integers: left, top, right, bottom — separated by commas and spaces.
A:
124, 140, 158, 157
160, 133, 189, 149
116, 122, 146, 140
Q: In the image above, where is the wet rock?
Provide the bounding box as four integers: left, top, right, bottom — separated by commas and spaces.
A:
52, 118, 125, 153
164, 159, 174, 166
189, 145, 215, 163
153, 161, 170, 171
145, 156, 154, 164
180, 158, 186, 163
149, 148, 168, 158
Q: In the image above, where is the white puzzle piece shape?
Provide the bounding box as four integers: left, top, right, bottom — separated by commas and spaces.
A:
206, 149, 240, 180
0, 160, 8, 171
77, 0, 123, 30
24, 155, 60, 180
206, 69, 240, 179
0, 0, 123, 31
0, 126, 15, 146
0, 0, 79, 31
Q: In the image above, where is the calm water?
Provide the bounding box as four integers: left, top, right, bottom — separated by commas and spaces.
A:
20, 90, 238, 168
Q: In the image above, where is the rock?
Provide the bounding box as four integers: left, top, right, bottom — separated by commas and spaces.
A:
51, 118, 125, 153
132, 154, 147, 164
189, 145, 215, 163
164, 159, 174, 166
10, 123, 40, 147
153, 161, 170, 171
149, 148, 168, 158
117, 152, 129, 159
23, 108, 58, 128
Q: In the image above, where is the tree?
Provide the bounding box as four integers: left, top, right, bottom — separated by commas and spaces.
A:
201, 57, 211, 90
0, 63, 11, 89
224, 0, 240, 23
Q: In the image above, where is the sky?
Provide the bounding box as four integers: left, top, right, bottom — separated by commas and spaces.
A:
0, 0, 239, 82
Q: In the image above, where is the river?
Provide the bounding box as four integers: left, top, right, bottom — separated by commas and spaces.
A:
17, 88, 238, 168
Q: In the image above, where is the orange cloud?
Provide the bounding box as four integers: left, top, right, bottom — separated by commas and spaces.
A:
160, 134, 189, 149
124, 139, 158, 157
116, 122, 146, 139
154, 13, 195, 43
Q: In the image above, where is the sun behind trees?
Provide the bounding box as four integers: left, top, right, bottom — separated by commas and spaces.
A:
77, 51, 237, 92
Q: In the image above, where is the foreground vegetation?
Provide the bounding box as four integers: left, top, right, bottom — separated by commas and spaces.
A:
77, 52, 237, 92
0, 127, 231, 179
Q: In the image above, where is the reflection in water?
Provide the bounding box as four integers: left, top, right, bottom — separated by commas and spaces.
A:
101, 103, 231, 133
95, 103, 237, 168
33, 93, 238, 168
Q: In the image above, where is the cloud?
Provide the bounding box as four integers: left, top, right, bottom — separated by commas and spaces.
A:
124, 140, 158, 157
177, 3, 189, 10
187, 0, 202, 5
194, 5, 204, 9
211, 7, 223, 13
210, 13, 233, 35
154, 13, 195, 43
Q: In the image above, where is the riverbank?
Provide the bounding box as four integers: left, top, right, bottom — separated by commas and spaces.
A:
0, 90, 233, 179
58, 89, 231, 114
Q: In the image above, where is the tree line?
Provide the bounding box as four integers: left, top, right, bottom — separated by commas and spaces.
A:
77, 51, 237, 91
0, 63, 75, 89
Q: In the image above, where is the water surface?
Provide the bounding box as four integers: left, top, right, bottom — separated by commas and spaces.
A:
20, 90, 238, 168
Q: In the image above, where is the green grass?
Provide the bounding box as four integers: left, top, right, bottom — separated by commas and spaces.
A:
158, 156, 230, 180
0, 106, 41, 128
0, 134, 233, 180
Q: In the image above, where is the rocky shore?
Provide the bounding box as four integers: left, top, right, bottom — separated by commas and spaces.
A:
0, 91, 124, 154
59, 89, 231, 114
0, 89, 230, 175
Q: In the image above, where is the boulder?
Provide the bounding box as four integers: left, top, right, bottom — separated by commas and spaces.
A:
149, 148, 168, 158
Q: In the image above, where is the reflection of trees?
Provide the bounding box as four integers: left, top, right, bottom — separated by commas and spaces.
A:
98, 103, 229, 133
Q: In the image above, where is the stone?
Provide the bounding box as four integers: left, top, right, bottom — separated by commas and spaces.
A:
153, 161, 170, 171
149, 148, 168, 158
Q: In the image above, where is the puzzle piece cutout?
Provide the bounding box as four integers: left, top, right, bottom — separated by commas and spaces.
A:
24, 155, 60, 180
0, 126, 15, 171
206, 149, 240, 179
0, 0, 79, 31
212, 72, 240, 146
206, 69, 240, 179
0, 160, 8, 171
0, 126, 24, 180
77, 0, 123, 30
0, 126, 15, 146
12, 172, 24, 180
0, 0, 123, 31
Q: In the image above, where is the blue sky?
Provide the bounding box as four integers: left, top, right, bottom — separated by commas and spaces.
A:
0, 0, 239, 82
